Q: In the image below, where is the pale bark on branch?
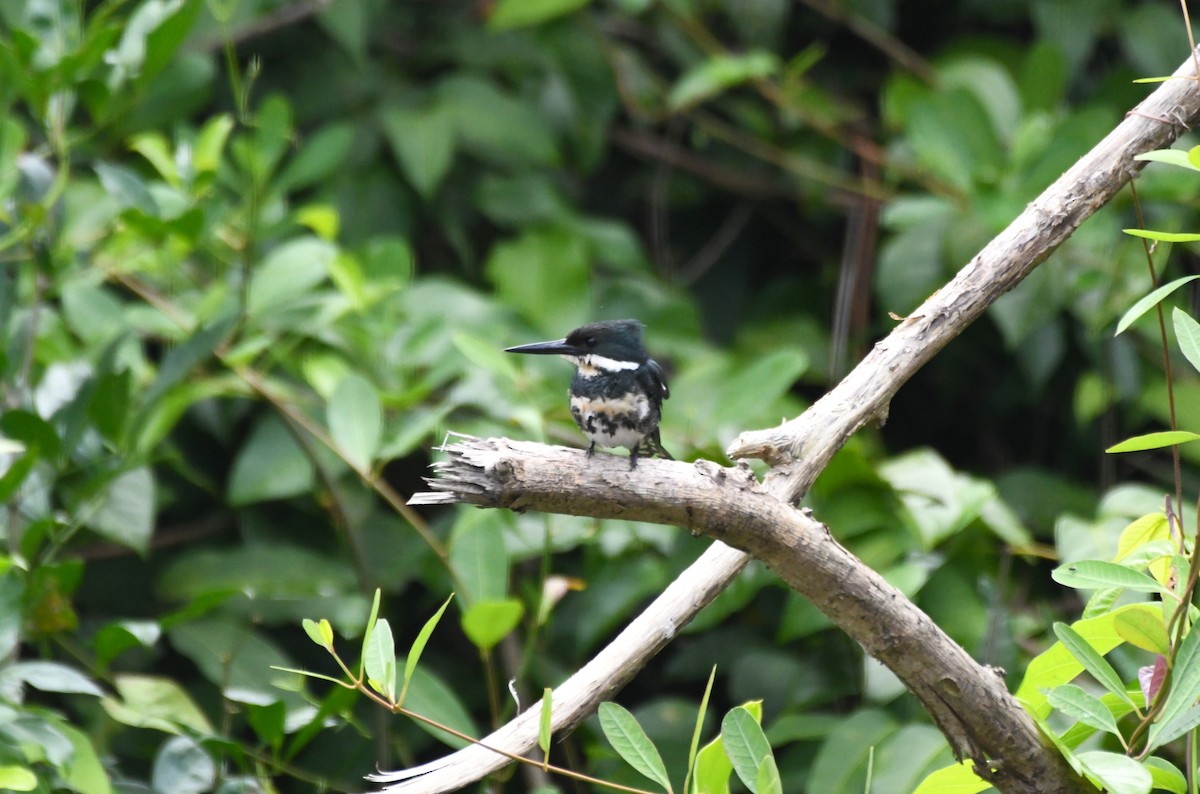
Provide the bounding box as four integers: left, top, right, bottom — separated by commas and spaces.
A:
374, 49, 1200, 794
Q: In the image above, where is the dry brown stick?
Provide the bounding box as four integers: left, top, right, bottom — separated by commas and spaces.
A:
377, 48, 1200, 794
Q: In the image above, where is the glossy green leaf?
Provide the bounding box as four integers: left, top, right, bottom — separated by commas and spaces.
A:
1052, 623, 1134, 708
302, 618, 334, 650
400, 593, 454, 707
1134, 148, 1200, 170
1114, 275, 1200, 335
539, 688, 553, 757
1106, 430, 1200, 453
1044, 684, 1121, 737
461, 599, 524, 652
364, 618, 397, 701
1016, 605, 1158, 719
1173, 308, 1200, 375
1051, 560, 1166, 594
1144, 757, 1187, 794
1113, 608, 1170, 655
1076, 751, 1150, 794
754, 756, 782, 794
599, 702, 673, 792
722, 706, 772, 794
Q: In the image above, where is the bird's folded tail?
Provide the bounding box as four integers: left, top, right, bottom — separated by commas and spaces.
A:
638, 429, 673, 461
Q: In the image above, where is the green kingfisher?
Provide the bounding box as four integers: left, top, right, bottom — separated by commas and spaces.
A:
505, 319, 673, 469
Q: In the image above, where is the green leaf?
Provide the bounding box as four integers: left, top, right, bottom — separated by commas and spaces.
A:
1173, 308, 1200, 375
278, 122, 355, 192
101, 673, 213, 734
361, 588, 382, 678
226, 415, 315, 505
722, 706, 773, 794
151, 735, 215, 794
302, 618, 334, 650
1044, 684, 1122, 737
0, 661, 104, 697
328, 373, 382, 470
1144, 757, 1187, 794
911, 760, 990, 794
449, 513, 510, 603
755, 756, 782, 794
539, 687, 553, 757
398, 663, 478, 748
247, 237, 336, 318
87, 467, 155, 554
1106, 430, 1200, 453
599, 702, 673, 792
1076, 751, 1151, 794
1147, 625, 1200, 752
684, 666, 717, 794
0, 766, 37, 792
484, 226, 590, 334
95, 161, 158, 215
1017, 604, 1158, 718
809, 709, 897, 793
1135, 149, 1200, 171
142, 315, 236, 408
364, 618, 397, 702
1052, 623, 1135, 708
487, 0, 591, 30
669, 51, 781, 109
400, 593, 453, 707
1123, 229, 1200, 243
1114, 275, 1200, 335
1113, 609, 1170, 655
381, 105, 455, 198
192, 114, 234, 173
1051, 560, 1166, 594
461, 599, 524, 652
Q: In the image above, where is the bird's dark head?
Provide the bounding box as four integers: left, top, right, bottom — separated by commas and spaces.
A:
505, 319, 648, 370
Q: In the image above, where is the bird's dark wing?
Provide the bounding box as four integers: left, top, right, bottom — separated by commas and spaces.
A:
640, 358, 670, 405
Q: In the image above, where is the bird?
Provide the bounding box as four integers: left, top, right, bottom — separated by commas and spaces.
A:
505, 319, 673, 470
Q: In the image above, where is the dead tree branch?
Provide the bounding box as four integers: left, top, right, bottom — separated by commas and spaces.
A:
376, 48, 1200, 794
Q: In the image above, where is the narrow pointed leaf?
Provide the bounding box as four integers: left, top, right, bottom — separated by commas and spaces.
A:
1044, 684, 1122, 737
1173, 308, 1200, 375
684, 666, 717, 794
1052, 623, 1134, 708
599, 702, 673, 792
400, 593, 454, 706
539, 688, 553, 758
359, 588, 382, 678
1106, 430, 1200, 453
1123, 229, 1200, 242
1115, 275, 1200, 335
1051, 560, 1166, 593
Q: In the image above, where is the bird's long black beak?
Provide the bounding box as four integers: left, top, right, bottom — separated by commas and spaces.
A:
504, 338, 577, 356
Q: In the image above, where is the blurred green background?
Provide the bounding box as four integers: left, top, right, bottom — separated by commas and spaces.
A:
1, 0, 1198, 791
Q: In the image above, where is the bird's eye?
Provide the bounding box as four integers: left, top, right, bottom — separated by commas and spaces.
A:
585, 336, 597, 347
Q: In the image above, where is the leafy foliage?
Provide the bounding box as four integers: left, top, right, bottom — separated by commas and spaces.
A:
1, 0, 1199, 791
